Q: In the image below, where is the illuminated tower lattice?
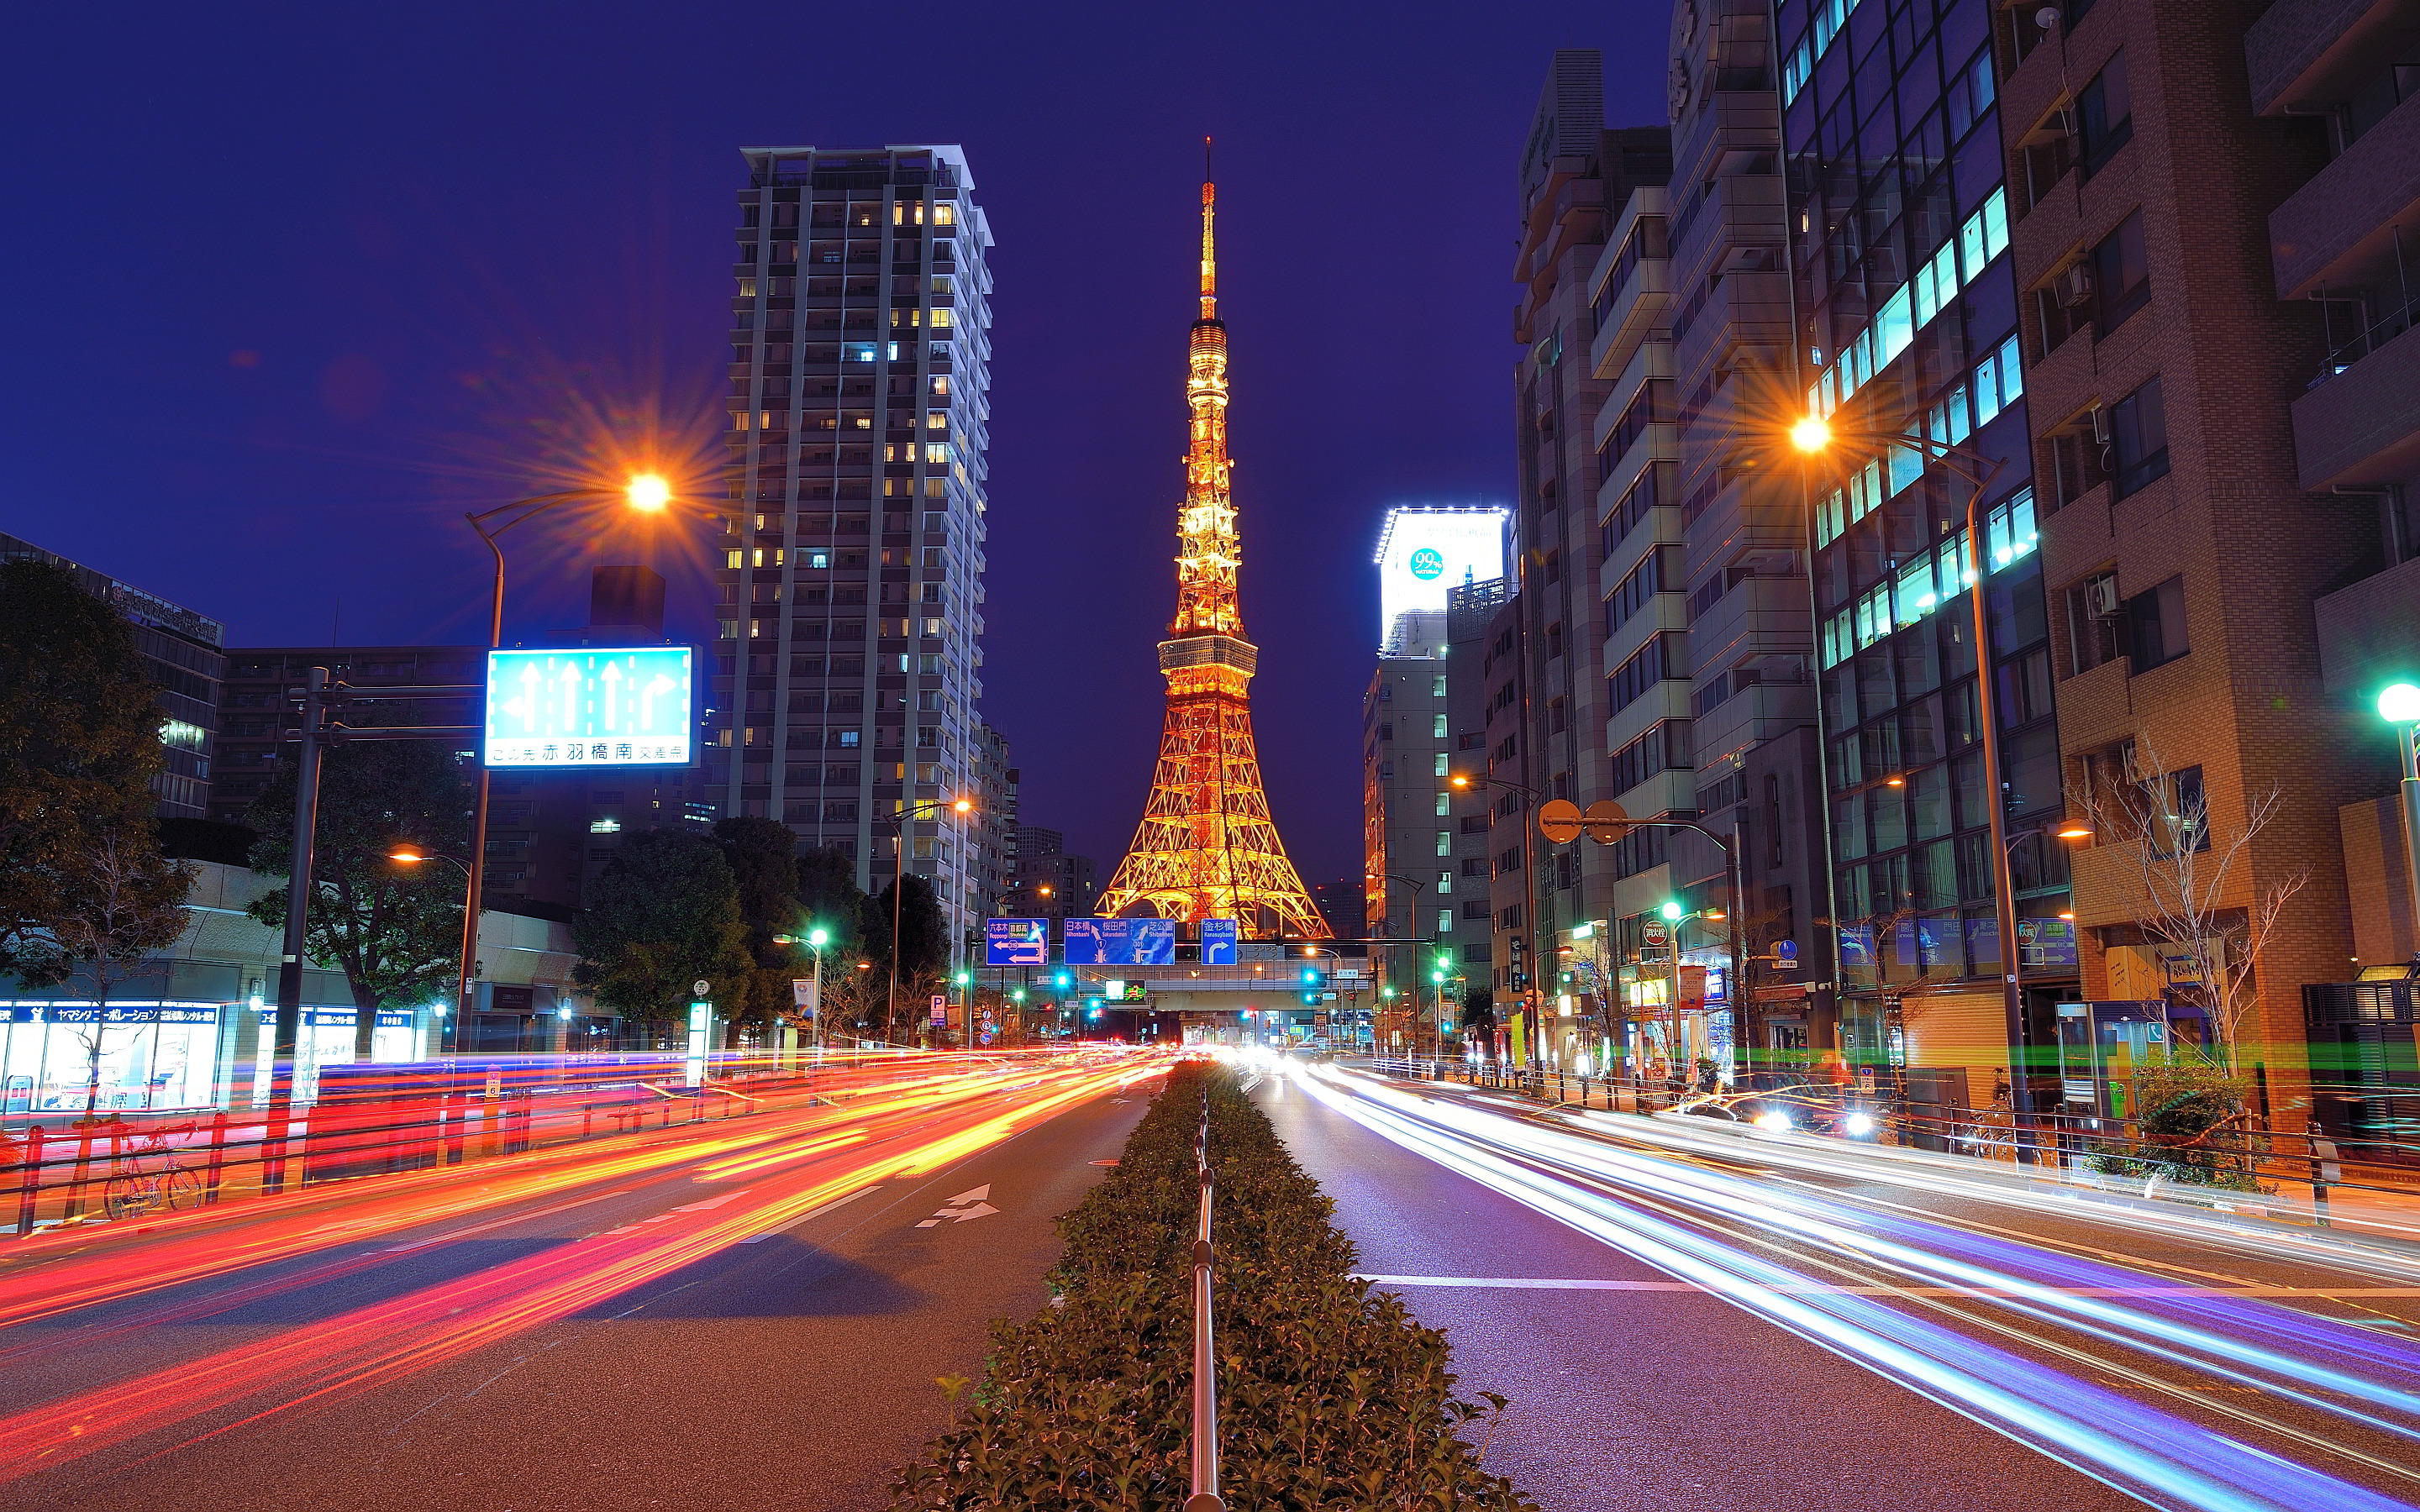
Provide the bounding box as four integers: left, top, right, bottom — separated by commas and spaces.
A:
1094, 176, 1330, 940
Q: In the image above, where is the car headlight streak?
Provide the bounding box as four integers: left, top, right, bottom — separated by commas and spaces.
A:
1299, 1069, 2419, 1512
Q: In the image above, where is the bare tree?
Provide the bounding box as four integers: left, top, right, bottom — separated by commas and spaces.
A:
39, 835, 193, 1113
2078, 741, 2307, 1071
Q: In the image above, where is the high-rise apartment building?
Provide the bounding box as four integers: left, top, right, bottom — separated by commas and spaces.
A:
1781, 0, 2077, 1103
1662, 0, 1834, 1063
1986, 0, 2420, 1126
2, 532, 222, 820
1362, 609, 1455, 1016
715, 144, 995, 960
1447, 575, 1528, 1049
1511, 51, 1676, 1069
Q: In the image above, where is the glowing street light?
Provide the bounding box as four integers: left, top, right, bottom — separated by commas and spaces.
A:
2381, 685, 2420, 937
1788, 415, 1833, 454
625, 473, 672, 512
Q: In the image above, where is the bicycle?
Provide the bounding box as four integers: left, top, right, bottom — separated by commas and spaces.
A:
101, 1123, 202, 1221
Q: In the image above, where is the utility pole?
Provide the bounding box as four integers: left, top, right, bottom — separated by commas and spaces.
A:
262, 667, 331, 1197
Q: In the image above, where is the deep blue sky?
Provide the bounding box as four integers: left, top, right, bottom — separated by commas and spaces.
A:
2, 2, 1665, 883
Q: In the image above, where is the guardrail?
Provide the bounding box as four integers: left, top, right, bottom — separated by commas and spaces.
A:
1364, 1057, 2420, 1224
1186, 1093, 1224, 1512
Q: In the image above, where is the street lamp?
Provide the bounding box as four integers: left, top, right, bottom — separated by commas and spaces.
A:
2379, 684, 2420, 948
456, 475, 676, 1049
1790, 416, 2035, 1113
870, 796, 974, 1044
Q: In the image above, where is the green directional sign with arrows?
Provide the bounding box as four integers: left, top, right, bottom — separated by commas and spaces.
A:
483, 646, 693, 769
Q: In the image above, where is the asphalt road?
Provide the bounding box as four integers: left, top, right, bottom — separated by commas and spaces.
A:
1259, 1063, 2420, 1512
0, 1060, 1152, 1511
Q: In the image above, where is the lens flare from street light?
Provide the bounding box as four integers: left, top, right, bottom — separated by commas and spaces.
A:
625, 474, 672, 512
1790, 416, 1833, 454
388, 849, 427, 864
2056, 825, 2093, 840
953, 798, 974, 813
2378, 683, 2420, 723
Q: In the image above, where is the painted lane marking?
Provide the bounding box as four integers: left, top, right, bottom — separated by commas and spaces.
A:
913, 1185, 1000, 1228
737, 1185, 874, 1243
381, 1190, 639, 1252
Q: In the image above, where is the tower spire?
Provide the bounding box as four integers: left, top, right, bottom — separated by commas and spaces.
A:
1096, 166, 1328, 941
1199, 139, 1217, 323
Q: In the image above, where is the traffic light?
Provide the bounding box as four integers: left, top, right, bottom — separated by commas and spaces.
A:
1054, 971, 1071, 989
1010, 988, 1026, 1003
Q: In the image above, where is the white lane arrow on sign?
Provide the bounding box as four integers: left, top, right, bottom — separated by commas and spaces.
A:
640, 673, 675, 730
602, 660, 623, 729
560, 661, 582, 727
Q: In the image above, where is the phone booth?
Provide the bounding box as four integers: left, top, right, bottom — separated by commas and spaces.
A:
2054, 1000, 2170, 1119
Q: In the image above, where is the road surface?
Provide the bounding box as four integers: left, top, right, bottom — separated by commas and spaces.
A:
1260, 1061, 2420, 1512
0, 1053, 1156, 1510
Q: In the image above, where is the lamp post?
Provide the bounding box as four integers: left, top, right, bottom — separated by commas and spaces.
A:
2381, 685, 2420, 955
390, 847, 471, 1054
871, 795, 974, 1044
457, 475, 672, 1051
1448, 773, 1545, 1067
1789, 417, 2036, 1115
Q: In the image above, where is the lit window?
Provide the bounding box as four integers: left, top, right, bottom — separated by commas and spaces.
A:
1438, 911, 1455, 934
1433, 753, 1449, 776
1432, 714, 1448, 738
1431, 675, 1447, 696
844, 343, 876, 363
921, 617, 944, 638
1435, 831, 1452, 857
934, 202, 955, 226
590, 817, 621, 834
806, 551, 830, 570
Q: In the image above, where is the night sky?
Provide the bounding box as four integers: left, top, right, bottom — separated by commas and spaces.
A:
3, 1, 1665, 883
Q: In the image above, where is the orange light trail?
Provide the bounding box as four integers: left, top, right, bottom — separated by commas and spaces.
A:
0, 1054, 1155, 1481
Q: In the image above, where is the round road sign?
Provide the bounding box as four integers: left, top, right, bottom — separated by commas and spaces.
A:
1537, 799, 1584, 843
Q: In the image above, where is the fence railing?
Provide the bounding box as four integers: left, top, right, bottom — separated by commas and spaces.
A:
1363, 1057, 2420, 1223
1186, 1094, 1224, 1512
0, 1046, 993, 1237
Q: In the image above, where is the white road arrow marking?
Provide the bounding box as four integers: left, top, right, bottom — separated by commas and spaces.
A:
939, 1202, 998, 1222
947, 1185, 991, 1204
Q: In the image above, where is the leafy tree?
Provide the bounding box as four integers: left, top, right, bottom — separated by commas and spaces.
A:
1458, 986, 1497, 1042
245, 739, 474, 1056
573, 830, 750, 1044
862, 873, 947, 1041
713, 816, 805, 1040
0, 559, 190, 983
796, 844, 867, 958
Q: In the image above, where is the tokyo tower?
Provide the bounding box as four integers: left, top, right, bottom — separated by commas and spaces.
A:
1093, 171, 1330, 940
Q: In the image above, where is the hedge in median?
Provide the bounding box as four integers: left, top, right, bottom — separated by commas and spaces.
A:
891, 1059, 1534, 1510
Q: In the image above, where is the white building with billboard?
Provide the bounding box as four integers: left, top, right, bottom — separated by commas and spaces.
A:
1372, 507, 1509, 651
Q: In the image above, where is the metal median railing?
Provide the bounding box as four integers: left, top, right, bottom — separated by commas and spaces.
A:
1186, 1093, 1224, 1512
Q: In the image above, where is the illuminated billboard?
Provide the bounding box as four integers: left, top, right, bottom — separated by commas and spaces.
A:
483, 647, 693, 769
1372, 507, 1508, 646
